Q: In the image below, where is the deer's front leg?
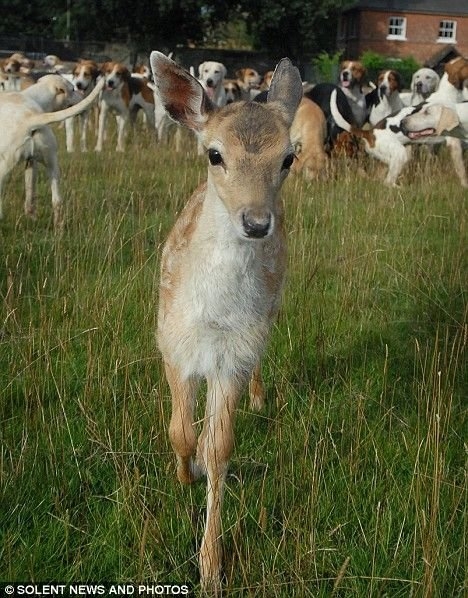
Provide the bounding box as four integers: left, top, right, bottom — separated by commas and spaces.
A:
164, 362, 200, 484
199, 376, 241, 590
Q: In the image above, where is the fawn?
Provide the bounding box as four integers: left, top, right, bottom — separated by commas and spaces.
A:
150, 51, 302, 591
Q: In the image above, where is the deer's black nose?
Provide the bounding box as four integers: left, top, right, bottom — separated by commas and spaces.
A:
242, 211, 272, 238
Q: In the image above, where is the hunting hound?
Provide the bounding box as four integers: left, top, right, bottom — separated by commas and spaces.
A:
95, 61, 155, 152
150, 50, 302, 590
366, 69, 404, 126
339, 59, 368, 126
0, 74, 104, 227
197, 60, 227, 107
1, 52, 35, 91
223, 79, 242, 104
305, 82, 358, 151
400, 102, 467, 140
400, 67, 440, 106
289, 97, 328, 179
65, 60, 100, 152
330, 60, 468, 188
235, 67, 262, 100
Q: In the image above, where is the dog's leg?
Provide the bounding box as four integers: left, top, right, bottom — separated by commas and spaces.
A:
36, 129, 63, 229
144, 105, 155, 129
80, 111, 89, 152
65, 117, 74, 153
174, 126, 182, 152
382, 143, 411, 187
446, 137, 468, 188
155, 102, 169, 143
95, 101, 108, 152
24, 157, 38, 220
115, 113, 127, 152
0, 195, 3, 221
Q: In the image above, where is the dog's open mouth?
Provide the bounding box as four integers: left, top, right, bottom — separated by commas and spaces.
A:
407, 128, 435, 139
341, 79, 350, 88
204, 86, 215, 99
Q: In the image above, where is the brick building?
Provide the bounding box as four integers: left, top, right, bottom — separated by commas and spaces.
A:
337, 1, 468, 65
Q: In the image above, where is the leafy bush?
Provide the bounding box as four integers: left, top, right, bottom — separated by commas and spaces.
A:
310, 50, 343, 83
360, 50, 421, 89
309, 50, 420, 88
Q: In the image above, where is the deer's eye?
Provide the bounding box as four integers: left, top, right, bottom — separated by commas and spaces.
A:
282, 153, 295, 170
208, 149, 224, 166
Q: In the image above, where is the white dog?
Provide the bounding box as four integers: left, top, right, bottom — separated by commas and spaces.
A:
400, 67, 440, 106
401, 102, 466, 139
0, 74, 104, 227
197, 61, 227, 107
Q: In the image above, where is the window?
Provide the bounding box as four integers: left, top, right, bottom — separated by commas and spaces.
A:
387, 16, 406, 39
438, 20, 456, 42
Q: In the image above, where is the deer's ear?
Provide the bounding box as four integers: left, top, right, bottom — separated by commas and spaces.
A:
267, 58, 303, 127
150, 51, 215, 132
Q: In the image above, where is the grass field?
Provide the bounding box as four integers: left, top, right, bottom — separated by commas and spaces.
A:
0, 123, 466, 596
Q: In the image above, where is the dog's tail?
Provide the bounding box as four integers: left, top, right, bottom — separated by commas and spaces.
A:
23, 77, 104, 132
330, 88, 353, 132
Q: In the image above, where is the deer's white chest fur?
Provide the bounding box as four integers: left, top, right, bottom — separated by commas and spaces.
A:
158, 189, 283, 382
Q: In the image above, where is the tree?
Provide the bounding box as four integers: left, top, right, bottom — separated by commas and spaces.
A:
238, 0, 354, 59
0, 0, 58, 37
0, 0, 353, 60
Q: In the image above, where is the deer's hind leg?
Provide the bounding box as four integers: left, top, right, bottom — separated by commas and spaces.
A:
249, 362, 265, 411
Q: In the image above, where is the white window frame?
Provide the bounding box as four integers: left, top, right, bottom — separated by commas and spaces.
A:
387, 16, 407, 40
438, 19, 457, 43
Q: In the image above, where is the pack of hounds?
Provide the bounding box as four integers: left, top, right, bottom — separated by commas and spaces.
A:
0, 51, 467, 229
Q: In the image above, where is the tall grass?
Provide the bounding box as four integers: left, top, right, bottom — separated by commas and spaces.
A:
0, 124, 466, 596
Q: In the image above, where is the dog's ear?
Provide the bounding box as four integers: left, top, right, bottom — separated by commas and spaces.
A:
198, 62, 206, 79
267, 58, 303, 127
120, 65, 131, 81
150, 51, 215, 132
235, 68, 243, 80
90, 61, 99, 79
394, 71, 403, 91
435, 106, 460, 135
54, 82, 67, 98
